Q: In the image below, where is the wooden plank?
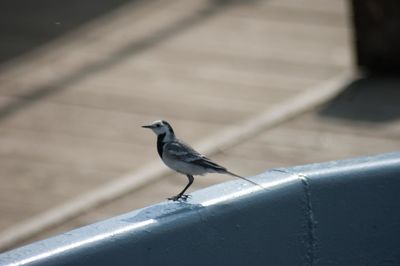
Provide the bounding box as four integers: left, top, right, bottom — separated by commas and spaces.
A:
223, 4, 349, 28
45, 86, 269, 123
0, 61, 319, 110
51, 75, 305, 105
250, 125, 400, 160
0, 0, 208, 92
0, 130, 151, 173
129, 49, 342, 82
284, 112, 400, 140
0, 157, 117, 230
0, 82, 283, 127
94, 59, 321, 93
267, 0, 348, 15
165, 8, 350, 44
164, 37, 350, 70
0, 99, 224, 142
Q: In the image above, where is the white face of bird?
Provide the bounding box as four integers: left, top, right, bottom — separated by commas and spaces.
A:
142, 120, 174, 136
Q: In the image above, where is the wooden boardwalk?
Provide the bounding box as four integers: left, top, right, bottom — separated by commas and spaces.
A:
3, 0, 395, 251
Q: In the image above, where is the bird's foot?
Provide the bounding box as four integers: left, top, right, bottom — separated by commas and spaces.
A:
168, 194, 191, 201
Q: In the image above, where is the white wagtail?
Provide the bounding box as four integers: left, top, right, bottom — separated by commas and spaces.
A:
142, 120, 261, 201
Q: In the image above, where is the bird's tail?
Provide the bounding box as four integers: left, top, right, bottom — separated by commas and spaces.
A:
227, 171, 263, 189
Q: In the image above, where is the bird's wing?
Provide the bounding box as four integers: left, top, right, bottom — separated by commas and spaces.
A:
163, 141, 203, 162
164, 140, 227, 172
164, 141, 262, 188
194, 156, 227, 172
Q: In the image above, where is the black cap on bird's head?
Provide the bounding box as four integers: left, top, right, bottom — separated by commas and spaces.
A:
142, 120, 174, 136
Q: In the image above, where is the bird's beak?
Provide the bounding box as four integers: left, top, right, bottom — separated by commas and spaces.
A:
142, 124, 153, 129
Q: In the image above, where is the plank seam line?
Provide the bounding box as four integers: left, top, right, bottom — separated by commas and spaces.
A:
0, 70, 355, 251
272, 168, 317, 265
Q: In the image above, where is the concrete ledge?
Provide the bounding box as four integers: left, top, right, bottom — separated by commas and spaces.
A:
1, 152, 400, 266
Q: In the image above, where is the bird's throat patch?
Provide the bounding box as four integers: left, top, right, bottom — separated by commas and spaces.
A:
157, 133, 166, 158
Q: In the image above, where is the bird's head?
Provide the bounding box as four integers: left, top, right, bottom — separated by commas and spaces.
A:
142, 120, 175, 138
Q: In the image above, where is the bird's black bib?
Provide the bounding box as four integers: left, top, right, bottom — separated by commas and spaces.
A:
157, 133, 166, 158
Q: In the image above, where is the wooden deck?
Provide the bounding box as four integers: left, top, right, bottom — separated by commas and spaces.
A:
3, 0, 393, 251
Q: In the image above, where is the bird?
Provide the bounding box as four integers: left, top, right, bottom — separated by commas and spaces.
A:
142, 120, 262, 201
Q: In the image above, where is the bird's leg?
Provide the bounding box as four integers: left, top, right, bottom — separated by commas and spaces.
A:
168, 175, 194, 201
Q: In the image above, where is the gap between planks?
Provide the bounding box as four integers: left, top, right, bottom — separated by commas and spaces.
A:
0, 71, 355, 251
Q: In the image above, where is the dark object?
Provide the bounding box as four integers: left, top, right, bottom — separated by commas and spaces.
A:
351, 0, 400, 74
1, 152, 400, 265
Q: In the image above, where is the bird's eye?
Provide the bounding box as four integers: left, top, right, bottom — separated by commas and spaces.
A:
156, 124, 160, 127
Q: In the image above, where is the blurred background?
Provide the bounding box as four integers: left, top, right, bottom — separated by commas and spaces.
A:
0, 0, 399, 252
